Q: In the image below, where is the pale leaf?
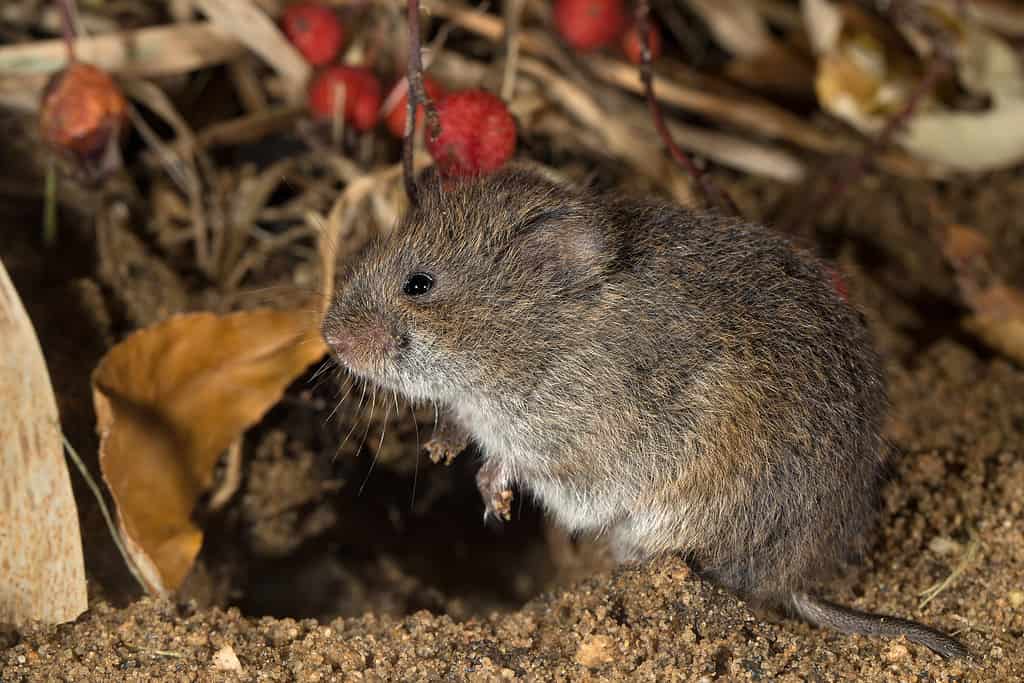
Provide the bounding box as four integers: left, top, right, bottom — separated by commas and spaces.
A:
0, 258, 87, 627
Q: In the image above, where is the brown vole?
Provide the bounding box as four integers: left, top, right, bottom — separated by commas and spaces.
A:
322, 167, 967, 659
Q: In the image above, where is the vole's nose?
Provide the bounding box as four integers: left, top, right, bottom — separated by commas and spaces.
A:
323, 324, 353, 358
322, 318, 395, 369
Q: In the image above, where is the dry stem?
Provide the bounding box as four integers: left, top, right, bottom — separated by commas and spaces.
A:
56, 0, 77, 61
403, 0, 440, 206
636, 0, 739, 217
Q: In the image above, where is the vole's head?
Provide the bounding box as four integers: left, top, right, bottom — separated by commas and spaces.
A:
322, 167, 616, 402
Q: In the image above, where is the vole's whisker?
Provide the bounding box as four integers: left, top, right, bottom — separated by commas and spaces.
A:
325, 373, 355, 424
326, 374, 356, 424
355, 386, 378, 473
335, 379, 368, 460
358, 388, 391, 496
313, 363, 347, 400
407, 392, 421, 511
309, 370, 336, 395
308, 358, 334, 383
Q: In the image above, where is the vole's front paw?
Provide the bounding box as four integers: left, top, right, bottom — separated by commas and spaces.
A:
424, 418, 470, 465
476, 461, 513, 523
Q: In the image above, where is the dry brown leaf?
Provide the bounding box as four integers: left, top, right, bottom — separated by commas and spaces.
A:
963, 285, 1024, 366
0, 258, 87, 627
939, 224, 1024, 366
92, 308, 326, 595
941, 223, 992, 272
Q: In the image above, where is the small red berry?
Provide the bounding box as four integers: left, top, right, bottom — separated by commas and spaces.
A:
282, 2, 344, 67
385, 77, 446, 139
308, 65, 382, 131
553, 0, 627, 51
621, 21, 663, 65
425, 90, 517, 177
39, 61, 126, 159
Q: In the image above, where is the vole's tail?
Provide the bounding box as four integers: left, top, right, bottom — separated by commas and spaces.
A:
790, 592, 968, 659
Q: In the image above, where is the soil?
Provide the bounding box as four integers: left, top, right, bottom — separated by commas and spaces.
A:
2, 125, 1024, 680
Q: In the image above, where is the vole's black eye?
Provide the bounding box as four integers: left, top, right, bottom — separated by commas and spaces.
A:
403, 272, 434, 297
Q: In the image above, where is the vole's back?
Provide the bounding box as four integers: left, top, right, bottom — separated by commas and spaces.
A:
518, 196, 888, 605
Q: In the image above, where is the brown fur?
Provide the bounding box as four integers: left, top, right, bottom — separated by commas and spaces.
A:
322, 167, 966, 658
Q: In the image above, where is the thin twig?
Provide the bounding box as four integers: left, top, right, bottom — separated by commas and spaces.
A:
500, 0, 525, 101
43, 160, 58, 245
63, 435, 150, 594
635, 0, 739, 217
403, 0, 440, 206
919, 532, 981, 609
56, 0, 77, 61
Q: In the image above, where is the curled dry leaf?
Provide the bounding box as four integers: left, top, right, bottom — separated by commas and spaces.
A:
92, 308, 326, 595
0, 258, 87, 627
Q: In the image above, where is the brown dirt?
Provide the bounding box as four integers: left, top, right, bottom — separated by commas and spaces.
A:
3, 130, 1024, 680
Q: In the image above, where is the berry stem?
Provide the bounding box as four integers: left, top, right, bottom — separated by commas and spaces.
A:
56, 0, 78, 62
403, 0, 441, 206
43, 160, 58, 246
635, 0, 738, 218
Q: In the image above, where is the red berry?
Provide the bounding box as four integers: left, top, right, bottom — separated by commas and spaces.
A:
308, 65, 382, 131
282, 2, 344, 67
553, 0, 626, 51
621, 21, 663, 65
385, 76, 445, 139
39, 61, 126, 159
425, 90, 517, 177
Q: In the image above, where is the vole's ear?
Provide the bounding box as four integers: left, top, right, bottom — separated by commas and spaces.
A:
512, 207, 611, 284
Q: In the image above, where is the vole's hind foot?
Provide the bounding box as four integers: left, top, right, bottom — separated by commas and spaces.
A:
477, 461, 513, 522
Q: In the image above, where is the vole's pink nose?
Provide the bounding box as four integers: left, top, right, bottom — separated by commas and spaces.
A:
323, 320, 395, 369
323, 324, 353, 357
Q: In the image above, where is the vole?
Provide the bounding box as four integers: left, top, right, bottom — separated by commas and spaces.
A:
321, 167, 968, 659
